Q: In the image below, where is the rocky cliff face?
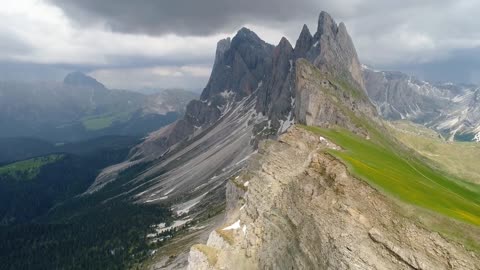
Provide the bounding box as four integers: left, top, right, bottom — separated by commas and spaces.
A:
363, 66, 480, 142
187, 127, 480, 270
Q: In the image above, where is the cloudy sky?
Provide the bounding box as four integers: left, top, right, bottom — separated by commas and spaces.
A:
2, 0, 480, 90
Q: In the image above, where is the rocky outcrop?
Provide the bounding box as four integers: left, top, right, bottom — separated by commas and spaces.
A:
188, 127, 480, 269
295, 59, 377, 137
363, 66, 480, 141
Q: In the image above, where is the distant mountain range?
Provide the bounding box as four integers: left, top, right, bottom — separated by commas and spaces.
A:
0, 72, 197, 142
363, 66, 480, 142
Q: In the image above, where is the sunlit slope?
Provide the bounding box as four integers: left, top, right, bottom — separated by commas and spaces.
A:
303, 125, 480, 226
388, 120, 480, 185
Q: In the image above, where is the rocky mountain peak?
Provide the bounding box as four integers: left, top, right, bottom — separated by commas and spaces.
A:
63, 71, 105, 90
200, 26, 274, 101
277, 37, 293, 52
315, 11, 338, 39
232, 27, 264, 47
294, 24, 313, 59
303, 11, 365, 90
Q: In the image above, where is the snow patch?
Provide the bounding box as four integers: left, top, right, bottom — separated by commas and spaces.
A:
164, 187, 176, 196
243, 181, 249, 187
220, 90, 234, 99
223, 220, 241, 231
145, 196, 168, 203
474, 132, 480, 142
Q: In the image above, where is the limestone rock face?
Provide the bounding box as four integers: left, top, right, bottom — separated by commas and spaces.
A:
188, 127, 480, 270
256, 37, 295, 131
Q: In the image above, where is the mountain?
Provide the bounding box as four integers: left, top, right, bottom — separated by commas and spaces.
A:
182, 13, 480, 269
0, 74, 197, 142
3, 11, 479, 270
363, 66, 480, 141
68, 10, 478, 269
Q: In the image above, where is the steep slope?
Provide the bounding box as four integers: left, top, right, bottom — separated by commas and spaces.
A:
363, 66, 480, 141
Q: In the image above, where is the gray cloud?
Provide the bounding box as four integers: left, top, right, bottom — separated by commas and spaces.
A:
48, 0, 319, 36
48, 0, 480, 65
4, 0, 480, 86
0, 31, 33, 58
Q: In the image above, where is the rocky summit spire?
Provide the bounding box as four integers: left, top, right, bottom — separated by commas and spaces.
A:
315, 11, 338, 39
293, 11, 365, 91
294, 24, 313, 59
200, 27, 274, 101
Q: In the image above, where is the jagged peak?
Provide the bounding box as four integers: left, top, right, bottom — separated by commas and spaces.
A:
300, 24, 312, 37
316, 11, 338, 38
277, 37, 293, 51
233, 27, 262, 42
294, 24, 314, 59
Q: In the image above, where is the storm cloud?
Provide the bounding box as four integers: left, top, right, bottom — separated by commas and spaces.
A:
48, 0, 319, 36
2, 0, 480, 88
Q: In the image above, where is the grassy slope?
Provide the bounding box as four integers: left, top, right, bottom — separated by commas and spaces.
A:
0, 154, 64, 180
303, 125, 480, 226
388, 120, 480, 185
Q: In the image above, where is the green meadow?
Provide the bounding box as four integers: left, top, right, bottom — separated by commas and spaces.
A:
0, 154, 64, 181
302, 125, 480, 226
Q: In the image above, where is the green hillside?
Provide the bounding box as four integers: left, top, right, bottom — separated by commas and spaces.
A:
0, 154, 64, 181
303, 125, 480, 226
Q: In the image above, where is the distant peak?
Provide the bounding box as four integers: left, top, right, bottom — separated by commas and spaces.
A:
278, 37, 292, 49
63, 71, 105, 89
294, 24, 314, 59
236, 27, 256, 37
230, 26, 270, 51
233, 27, 263, 43
300, 24, 312, 37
